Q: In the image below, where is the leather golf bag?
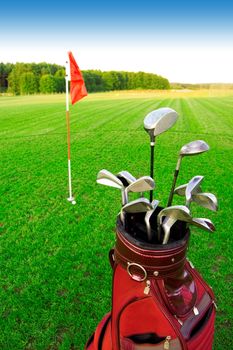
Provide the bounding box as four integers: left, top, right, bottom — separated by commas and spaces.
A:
85, 210, 216, 350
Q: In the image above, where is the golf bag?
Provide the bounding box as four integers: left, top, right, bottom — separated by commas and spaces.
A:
85, 210, 216, 350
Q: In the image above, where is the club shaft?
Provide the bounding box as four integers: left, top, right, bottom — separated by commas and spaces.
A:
167, 169, 179, 206
167, 156, 182, 206
150, 142, 155, 202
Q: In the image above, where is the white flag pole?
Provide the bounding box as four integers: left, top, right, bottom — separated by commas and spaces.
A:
65, 59, 76, 204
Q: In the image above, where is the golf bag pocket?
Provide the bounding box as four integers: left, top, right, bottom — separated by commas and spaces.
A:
118, 297, 182, 349
121, 335, 182, 350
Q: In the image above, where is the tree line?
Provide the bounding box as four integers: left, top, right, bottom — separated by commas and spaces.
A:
0, 62, 170, 95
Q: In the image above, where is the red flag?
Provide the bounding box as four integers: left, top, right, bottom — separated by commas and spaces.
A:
68, 51, 87, 104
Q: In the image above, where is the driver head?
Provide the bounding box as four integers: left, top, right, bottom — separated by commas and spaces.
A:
144, 107, 178, 141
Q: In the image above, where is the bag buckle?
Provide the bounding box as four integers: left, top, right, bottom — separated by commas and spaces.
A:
127, 262, 147, 282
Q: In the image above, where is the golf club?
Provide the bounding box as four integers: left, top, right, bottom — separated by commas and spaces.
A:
192, 193, 218, 212
144, 199, 160, 242
157, 205, 191, 244
124, 176, 155, 203
191, 217, 216, 232
144, 107, 179, 201
120, 198, 153, 228
185, 176, 204, 208
174, 183, 218, 212
96, 169, 127, 205
116, 170, 136, 186
161, 216, 215, 244
174, 183, 202, 197
167, 140, 209, 206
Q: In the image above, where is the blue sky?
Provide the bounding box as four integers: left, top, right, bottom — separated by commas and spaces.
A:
1, 1, 233, 83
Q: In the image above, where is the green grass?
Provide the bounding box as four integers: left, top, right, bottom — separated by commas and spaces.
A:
0, 90, 232, 349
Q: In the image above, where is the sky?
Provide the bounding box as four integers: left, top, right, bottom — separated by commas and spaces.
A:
1, 1, 233, 83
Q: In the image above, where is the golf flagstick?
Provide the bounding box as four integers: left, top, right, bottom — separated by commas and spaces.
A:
65, 61, 75, 203
65, 51, 88, 204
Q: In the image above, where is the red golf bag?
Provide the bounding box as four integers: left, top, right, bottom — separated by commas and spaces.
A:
85, 210, 216, 350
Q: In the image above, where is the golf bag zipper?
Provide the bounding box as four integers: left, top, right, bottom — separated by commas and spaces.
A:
164, 335, 171, 349
144, 280, 151, 295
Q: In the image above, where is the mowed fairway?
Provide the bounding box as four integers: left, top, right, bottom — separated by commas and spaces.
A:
0, 90, 232, 349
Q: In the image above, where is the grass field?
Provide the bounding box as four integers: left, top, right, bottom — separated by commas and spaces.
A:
0, 90, 233, 349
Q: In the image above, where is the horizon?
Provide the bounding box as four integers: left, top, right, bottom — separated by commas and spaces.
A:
1, 1, 233, 84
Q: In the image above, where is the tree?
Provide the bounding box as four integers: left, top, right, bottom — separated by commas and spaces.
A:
39, 75, 57, 93
20, 72, 38, 94
4, 62, 170, 95
0, 63, 13, 92
8, 63, 28, 95
54, 69, 65, 93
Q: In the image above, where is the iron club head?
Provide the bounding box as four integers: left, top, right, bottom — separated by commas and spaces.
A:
97, 169, 126, 204
97, 169, 123, 189
191, 217, 216, 232
185, 176, 204, 207
192, 193, 218, 212
157, 205, 192, 244
124, 176, 155, 203
174, 183, 202, 197
174, 183, 217, 212
120, 198, 153, 227
116, 170, 136, 186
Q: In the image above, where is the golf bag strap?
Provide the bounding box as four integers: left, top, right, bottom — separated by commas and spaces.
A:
114, 230, 189, 279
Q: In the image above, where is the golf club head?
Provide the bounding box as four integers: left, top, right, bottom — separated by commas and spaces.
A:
144, 199, 160, 242
192, 192, 218, 212
116, 170, 136, 186
120, 198, 153, 226
180, 140, 210, 157
157, 205, 191, 226
191, 218, 216, 232
122, 197, 153, 214
143, 107, 179, 140
185, 176, 204, 204
174, 183, 202, 197
125, 176, 155, 202
157, 205, 191, 244
97, 169, 123, 189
